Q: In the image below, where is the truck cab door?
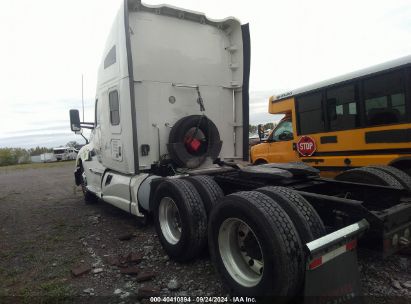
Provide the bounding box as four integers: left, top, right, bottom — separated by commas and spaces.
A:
99, 88, 125, 169
82, 99, 105, 196
267, 119, 299, 163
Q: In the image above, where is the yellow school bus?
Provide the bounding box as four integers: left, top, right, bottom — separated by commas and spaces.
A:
251, 55, 411, 177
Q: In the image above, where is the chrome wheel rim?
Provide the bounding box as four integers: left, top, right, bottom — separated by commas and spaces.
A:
218, 218, 264, 287
159, 197, 182, 245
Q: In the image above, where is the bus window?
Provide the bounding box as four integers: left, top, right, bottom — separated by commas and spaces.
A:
326, 84, 359, 131
297, 92, 324, 134
364, 70, 406, 126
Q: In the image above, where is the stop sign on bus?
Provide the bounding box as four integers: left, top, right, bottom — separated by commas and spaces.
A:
296, 136, 316, 157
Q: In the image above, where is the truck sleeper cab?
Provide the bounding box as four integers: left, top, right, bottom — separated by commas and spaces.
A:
69, 0, 411, 301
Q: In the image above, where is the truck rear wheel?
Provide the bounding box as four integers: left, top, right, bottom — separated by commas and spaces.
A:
256, 186, 325, 243
368, 165, 411, 190
208, 191, 303, 298
153, 179, 207, 262
185, 175, 224, 216
335, 167, 403, 189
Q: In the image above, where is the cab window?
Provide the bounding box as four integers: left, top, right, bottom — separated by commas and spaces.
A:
109, 90, 120, 125
270, 120, 293, 141
94, 99, 99, 126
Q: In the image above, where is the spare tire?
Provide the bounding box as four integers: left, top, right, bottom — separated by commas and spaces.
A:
168, 115, 222, 169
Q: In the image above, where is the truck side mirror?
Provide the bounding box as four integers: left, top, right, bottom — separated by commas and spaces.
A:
70, 109, 81, 132
257, 124, 264, 141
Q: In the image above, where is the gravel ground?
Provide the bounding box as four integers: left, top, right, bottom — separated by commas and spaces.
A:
0, 161, 411, 303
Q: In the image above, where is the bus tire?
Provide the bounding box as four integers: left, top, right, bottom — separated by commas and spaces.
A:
256, 186, 325, 243
335, 167, 403, 189
185, 175, 224, 216
208, 191, 303, 298
153, 179, 207, 262
254, 159, 267, 165
369, 165, 411, 191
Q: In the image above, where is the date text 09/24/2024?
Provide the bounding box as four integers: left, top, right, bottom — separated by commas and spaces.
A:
149, 297, 257, 303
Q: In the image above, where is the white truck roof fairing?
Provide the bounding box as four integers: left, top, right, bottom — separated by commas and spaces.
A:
95, 0, 250, 175
273, 54, 411, 102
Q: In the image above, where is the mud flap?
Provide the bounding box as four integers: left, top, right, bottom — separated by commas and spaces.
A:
304, 219, 369, 304
74, 166, 82, 186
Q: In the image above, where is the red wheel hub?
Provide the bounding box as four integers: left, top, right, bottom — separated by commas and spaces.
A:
185, 137, 201, 153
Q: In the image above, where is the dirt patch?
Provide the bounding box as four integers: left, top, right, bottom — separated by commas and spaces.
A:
0, 162, 225, 302
0, 161, 411, 302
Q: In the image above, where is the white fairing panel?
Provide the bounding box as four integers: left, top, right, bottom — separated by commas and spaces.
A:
129, 3, 245, 170
95, 3, 136, 175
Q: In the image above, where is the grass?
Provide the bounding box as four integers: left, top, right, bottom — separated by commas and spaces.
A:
17, 281, 73, 304
0, 266, 25, 288
0, 246, 77, 301
0, 161, 75, 173
39, 281, 72, 297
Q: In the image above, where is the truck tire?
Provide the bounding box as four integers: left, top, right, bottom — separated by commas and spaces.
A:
153, 179, 207, 262
335, 167, 403, 189
79, 165, 98, 204
208, 191, 303, 298
256, 186, 325, 243
185, 175, 224, 216
168, 115, 222, 169
368, 165, 411, 191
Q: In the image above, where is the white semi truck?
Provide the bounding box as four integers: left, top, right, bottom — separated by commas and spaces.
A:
69, 0, 411, 301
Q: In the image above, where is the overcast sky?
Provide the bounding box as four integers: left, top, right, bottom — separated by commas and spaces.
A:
1, 0, 411, 148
